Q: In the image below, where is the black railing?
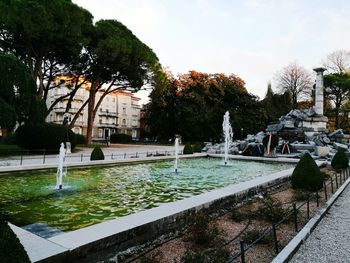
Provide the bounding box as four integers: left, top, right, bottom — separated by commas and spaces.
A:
224, 168, 350, 263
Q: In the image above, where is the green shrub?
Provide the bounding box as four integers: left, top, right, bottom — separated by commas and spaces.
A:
188, 213, 218, 246
181, 247, 229, 263
0, 217, 30, 263
181, 251, 207, 263
16, 123, 76, 151
110, 133, 132, 143
241, 227, 272, 244
90, 146, 104, 160
230, 208, 245, 222
331, 149, 349, 170
192, 143, 203, 153
262, 133, 279, 149
183, 144, 193, 154
291, 153, 325, 191
1, 134, 16, 145
258, 196, 285, 222
75, 134, 87, 145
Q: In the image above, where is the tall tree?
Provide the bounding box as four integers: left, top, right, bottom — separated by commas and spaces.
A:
0, 52, 46, 138
323, 50, 350, 73
0, 0, 93, 112
275, 62, 313, 109
324, 73, 350, 129
77, 20, 160, 144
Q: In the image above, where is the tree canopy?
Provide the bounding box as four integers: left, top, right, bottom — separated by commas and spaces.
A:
0, 52, 46, 137
146, 71, 266, 142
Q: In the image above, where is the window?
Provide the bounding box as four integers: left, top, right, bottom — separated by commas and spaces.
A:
98, 129, 103, 138
123, 108, 126, 114
122, 119, 126, 125
99, 119, 102, 124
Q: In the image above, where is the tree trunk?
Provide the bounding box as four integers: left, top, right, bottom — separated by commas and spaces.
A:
86, 82, 97, 144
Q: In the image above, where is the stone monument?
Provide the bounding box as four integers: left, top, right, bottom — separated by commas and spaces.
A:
301, 67, 328, 137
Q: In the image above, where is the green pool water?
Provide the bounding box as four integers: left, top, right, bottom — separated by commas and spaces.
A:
0, 158, 294, 231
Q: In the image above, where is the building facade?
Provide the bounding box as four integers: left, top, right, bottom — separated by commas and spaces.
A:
46, 79, 141, 141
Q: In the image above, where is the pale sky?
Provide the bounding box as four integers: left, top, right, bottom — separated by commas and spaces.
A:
73, 0, 350, 103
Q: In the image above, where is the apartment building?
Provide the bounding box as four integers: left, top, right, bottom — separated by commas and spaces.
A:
46, 78, 141, 140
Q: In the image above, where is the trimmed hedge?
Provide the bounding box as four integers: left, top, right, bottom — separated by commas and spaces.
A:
110, 133, 132, 143
90, 146, 104, 160
0, 216, 30, 263
331, 149, 349, 170
291, 153, 324, 191
192, 143, 203, 153
183, 144, 193, 154
16, 123, 76, 151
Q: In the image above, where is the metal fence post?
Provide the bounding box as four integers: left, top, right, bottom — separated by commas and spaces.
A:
81, 154, 83, 162
43, 150, 46, 164
165, 150, 167, 156
316, 191, 319, 207
331, 177, 334, 193
124, 153, 126, 159
324, 182, 328, 201
336, 174, 339, 188
307, 196, 310, 219
20, 154, 23, 166
240, 240, 245, 263
340, 172, 342, 185
293, 203, 298, 232
272, 223, 279, 254
136, 152, 138, 158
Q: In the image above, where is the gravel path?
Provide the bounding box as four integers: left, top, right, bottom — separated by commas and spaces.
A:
290, 183, 350, 263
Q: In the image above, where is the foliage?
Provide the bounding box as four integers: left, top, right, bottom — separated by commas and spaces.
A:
183, 144, 193, 154
90, 146, 105, 160
75, 134, 87, 145
331, 149, 349, 170
230, 208, 245, 222
110, 133, 132, 143
0, 216, 30, 263
241, 226, 272, 244
324, 73, 350, 129
261, 84, 292, 124
0, 144, 22, 156
181, 251, 207, 263
275, 62, 313, 108
262, 133, 279, 149
192, 143, 203, 153
16, 123, 76, 151
181, 247, 230, 263
291, 153, 325, 191
188, 213, 218, 246
257, 196, 285, 222
0, 52, 46, 135
146, 71, 266, 142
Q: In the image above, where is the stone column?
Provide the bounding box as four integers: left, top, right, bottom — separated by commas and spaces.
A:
313, 67, 326, 116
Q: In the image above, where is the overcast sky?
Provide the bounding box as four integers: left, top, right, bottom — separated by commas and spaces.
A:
73, 0, 350, 102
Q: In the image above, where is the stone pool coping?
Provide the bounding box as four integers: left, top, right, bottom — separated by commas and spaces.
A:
7, 155, 310, 262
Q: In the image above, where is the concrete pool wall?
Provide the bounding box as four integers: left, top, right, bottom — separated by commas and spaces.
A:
6, 154, 307, 262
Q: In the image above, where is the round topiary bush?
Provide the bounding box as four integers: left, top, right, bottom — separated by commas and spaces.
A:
110, 133, 132, 143
90, 146, 105, 160
16, 123, 76, 151
331, 149, 349, 170
192, 143, 203, 153
0, 216, 30, 263
291, 153, 325, 191
183, 144, 193, 154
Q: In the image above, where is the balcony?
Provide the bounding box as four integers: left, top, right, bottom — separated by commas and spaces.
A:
97, 122, 118, 128
98, 110, 117, 117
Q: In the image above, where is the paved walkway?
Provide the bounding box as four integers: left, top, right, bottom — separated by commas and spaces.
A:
290, 182, 350, 263
0, 144, 183, 167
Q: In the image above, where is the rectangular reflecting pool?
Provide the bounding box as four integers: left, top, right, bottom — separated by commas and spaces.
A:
0, 158, 294, 231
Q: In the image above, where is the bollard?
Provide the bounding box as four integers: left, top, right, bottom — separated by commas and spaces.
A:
293, 203, 298, 232
240, 240, 245, 263
272, 223, 279, 254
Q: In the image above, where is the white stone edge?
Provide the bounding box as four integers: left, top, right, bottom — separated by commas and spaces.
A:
271, 174, 350, 263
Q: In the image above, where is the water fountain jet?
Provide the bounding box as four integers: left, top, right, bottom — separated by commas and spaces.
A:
56, 143, 67, 190
174, 138, 179, 173
222, 111, 233, 165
